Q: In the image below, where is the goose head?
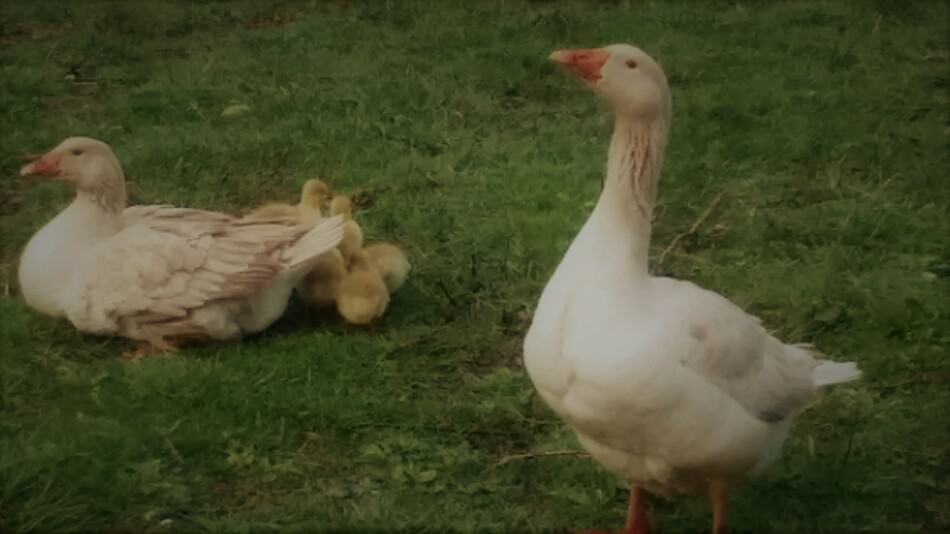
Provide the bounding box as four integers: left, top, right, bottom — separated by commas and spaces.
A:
21, 137, 125, 194
550, 44, 671, 122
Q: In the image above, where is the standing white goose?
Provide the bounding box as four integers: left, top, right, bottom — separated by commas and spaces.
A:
18, 136, 344, 355
523, 45, 860, 534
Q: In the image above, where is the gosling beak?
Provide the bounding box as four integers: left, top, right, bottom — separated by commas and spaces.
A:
20, 153, 62, 177
549, 47, 611, 83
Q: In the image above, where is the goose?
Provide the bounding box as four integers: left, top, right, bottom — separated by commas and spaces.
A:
336, 248, 389, 326
523, 44, 861, 534
296, 247, 347, 309
245, 178, 330, 224
18, 137, 344, 355
296, 178, 331, 225
362, 241, 411, 293
329, 195, 364, 266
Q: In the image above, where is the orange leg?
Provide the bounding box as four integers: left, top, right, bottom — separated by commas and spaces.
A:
572, 485, 651, 534
120, 337, 177, 361
623, 485, 652, 534
709, 480, 729, 534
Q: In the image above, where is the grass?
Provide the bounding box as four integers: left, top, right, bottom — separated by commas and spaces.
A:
1, 0, 948, 531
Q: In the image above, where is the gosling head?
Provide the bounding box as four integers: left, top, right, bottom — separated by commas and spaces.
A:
300, 178, 330, 209
330, 195, 353, 219
550, 44, 670, 122
349, 249, 372, 271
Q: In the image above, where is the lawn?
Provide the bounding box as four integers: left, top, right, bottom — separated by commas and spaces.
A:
1, 0, 948, 532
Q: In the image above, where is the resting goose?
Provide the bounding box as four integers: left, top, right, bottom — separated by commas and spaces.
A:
336, 248, 389, 327
363, 241, 411, 294
18, 137, 344, 355
329, 195, 364, 267
523, 45, 861, 534
245, 178, 330, 224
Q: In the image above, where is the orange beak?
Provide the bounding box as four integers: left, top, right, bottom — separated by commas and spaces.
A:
550, 48, 611, 83
20, 153, 62, 177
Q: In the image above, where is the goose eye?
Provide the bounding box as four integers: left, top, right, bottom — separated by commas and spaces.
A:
625, 59, 638, 69
71, 148, 84, 156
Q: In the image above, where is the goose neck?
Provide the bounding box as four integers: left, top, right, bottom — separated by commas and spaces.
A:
63, 189, 125, 237
587, 116, 667, 271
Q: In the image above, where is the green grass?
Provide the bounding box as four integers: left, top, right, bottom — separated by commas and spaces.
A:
1, 0, 948, 532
